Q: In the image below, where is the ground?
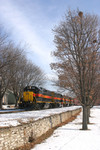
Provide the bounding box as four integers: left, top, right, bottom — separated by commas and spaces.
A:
32, 106, 100, 150
0, 106, 100, 150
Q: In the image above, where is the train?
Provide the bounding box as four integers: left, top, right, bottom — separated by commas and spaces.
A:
18, 86, 74, 109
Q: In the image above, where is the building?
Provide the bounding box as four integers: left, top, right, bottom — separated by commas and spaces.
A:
2, 89, 16, 105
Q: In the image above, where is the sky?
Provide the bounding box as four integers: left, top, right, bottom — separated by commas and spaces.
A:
0, 0, 100, 90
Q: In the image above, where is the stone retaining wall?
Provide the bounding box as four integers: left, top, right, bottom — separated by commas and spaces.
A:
0, 107, 81, 150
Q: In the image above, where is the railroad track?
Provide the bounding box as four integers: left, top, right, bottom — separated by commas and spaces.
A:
0, 105, 70, 114
0, 107, 50, 114
0, 108, 26, 114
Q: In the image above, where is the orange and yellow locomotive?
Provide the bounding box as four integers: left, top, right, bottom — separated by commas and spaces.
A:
18, 86, 74, 109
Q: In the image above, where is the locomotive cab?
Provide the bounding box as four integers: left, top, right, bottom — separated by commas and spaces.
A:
19, 86, 40, 108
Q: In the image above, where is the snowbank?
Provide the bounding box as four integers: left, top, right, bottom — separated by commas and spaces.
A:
0, 106, 81, 150
0, 106, 81, 127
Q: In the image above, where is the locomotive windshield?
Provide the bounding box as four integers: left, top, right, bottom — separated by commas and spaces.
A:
23, 86, 40, 93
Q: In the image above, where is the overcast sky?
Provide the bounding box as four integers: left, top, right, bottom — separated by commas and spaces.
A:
0, 0, 100, 90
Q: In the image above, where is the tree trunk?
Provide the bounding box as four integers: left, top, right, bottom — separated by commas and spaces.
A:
0, 99, 2, 109
15, 95, 18, 107
82, 105, 88, 130
87, 107, 90, 124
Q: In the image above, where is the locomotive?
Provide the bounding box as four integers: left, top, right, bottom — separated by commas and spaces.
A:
18, 86, 74, 109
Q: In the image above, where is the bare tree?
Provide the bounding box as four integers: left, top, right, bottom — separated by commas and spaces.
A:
0, 42, 23, 108
51, 9, 100, 130
0, 26, 20, 108
0, 25, 46, 109
9, 53, 46, 106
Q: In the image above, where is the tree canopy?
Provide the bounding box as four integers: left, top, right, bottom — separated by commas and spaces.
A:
51, 9, 100, 129
0, 26, 46, 108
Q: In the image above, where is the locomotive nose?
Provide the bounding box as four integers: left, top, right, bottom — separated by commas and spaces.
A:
23, 92, 33, 102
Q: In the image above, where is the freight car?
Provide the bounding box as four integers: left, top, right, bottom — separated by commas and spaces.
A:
18, 86, 73, 109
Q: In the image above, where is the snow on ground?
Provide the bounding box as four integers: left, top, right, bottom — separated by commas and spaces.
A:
32, 106, 100, 150
0, 106, 81, 127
